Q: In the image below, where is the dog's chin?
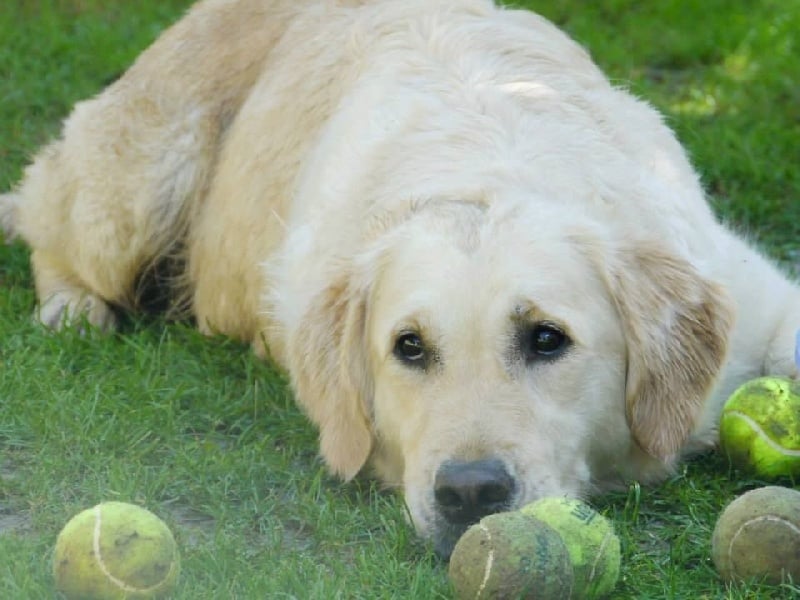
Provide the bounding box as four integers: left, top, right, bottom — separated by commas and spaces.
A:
431, 526, 464, 559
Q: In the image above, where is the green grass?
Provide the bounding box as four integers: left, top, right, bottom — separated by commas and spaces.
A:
1, 1, 798, 598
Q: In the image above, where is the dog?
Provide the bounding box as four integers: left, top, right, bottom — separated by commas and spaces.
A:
2, 0, 798, 557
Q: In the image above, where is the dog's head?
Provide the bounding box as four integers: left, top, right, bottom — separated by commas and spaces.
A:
279, 199, 733, 557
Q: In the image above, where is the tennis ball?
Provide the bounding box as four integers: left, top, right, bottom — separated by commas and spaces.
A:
719, 376, 800, 478
53, 501, 180, 599
448, 511, 574, 599
711, 486, 800, 584
521, 497, 620, 599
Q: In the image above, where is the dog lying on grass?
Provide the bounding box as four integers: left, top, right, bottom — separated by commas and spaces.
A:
2, 0, 799, 556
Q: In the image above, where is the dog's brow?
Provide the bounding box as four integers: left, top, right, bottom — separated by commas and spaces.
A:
512, 301, 542, 322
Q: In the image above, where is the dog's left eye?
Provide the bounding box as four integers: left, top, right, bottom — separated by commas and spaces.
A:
394, 332, 427, 368
523, 323, 570, 362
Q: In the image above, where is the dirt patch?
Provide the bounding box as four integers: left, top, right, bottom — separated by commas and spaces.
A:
0, 509, 30, 535
165, 503, 216, 549
0, 460, 32, 536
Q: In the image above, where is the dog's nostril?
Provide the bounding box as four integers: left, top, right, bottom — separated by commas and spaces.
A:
477, 482, 511, 506
434, 458, 515, 525
434, 486, 465, 510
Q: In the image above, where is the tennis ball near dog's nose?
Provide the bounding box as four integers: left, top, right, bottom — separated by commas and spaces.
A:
711, 486, 800, 584
448, 511, 574, 599
53, 501, 180, 599
719, 376, 800, 478
521, 497, 620, 599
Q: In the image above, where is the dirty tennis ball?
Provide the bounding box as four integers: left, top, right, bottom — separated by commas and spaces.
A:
711, 486, 800, 583
719, 376, 800, 478
521, 497, 620, 599
448, 511, 574, 599
53, 501, 180, 599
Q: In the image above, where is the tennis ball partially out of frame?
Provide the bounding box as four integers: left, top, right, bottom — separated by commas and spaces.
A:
449, 511, 574, 599
711, 486, 800, 584
719, 377, 800, 478
521, 497, 620, 599
53, 501, 180, 599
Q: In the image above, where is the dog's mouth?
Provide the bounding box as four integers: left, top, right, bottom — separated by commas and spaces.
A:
431, 518, 474, 558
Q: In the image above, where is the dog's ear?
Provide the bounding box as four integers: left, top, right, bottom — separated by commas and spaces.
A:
607, 242, 734, 461
285, 273, 373, 480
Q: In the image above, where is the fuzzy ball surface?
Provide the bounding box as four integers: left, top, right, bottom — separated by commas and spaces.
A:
719, 376, 800, 478
521, 497, 620, 599
711, 486, 800, 584
449, 512, 574, 599
53, 501, 180, 599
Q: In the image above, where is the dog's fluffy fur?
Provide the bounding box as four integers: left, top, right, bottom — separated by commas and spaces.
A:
2, 0, 799, 555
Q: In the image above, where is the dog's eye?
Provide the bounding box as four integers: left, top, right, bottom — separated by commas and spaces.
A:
523, 323, 570, 361
394, 332, 427, 367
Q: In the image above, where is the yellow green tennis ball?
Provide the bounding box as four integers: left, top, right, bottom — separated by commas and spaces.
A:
448, 511, 574, 599
711, 486, 800, 583
521, 497, 620, 599
53, 501, 180, 599
719, 376, 800, 478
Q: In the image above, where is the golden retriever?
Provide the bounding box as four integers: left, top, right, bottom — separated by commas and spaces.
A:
2, 0, 799, 556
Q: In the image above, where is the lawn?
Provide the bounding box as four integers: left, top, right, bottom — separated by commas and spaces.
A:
1, 1, 798, 598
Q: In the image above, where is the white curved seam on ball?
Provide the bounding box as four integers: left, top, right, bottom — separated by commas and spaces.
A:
727, 515, 800, 573
726, 411, 800, 456
92, 505, 172, 593
588, 532, 612, 585
476, 523, 494, 599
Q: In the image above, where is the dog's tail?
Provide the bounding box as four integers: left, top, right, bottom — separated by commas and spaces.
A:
0, 191, 19, 243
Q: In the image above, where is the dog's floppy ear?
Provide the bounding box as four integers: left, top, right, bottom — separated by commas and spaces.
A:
607, 242, 734, 461
284, 272, 374, 481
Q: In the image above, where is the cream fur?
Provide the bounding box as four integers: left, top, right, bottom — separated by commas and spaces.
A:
3, 0, 799, 555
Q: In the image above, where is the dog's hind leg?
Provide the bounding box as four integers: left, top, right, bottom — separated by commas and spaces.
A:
1, 186, 116, 329
8, 0, 301, 330
12, 89, 220, 331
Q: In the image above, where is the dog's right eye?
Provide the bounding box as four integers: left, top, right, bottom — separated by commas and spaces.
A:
394, 332, 427, 368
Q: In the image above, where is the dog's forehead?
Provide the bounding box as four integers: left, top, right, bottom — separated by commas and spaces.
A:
372, 211, 609, 330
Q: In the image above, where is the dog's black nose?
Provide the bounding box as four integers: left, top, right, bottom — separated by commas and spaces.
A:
434, 458, 515, 525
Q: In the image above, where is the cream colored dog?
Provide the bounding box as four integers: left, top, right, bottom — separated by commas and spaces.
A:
2, 0, 799, 556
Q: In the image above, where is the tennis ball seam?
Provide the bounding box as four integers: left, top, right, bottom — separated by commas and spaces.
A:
476, 522, 494, 599
92, 504, 177, 594
724, 411, 800, 457
727, 515, 800, 577
587, 531, 613, 584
